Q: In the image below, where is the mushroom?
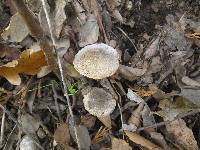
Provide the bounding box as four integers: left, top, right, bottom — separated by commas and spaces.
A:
83, 87, 116, 117
73, 43, 119, 79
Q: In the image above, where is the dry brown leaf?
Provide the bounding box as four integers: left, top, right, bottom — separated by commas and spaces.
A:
166, 119, 198, 150
0, 49, 47, 85
111, 137, 131, 150
125, 131, 163, 150
54, 123, 70, 146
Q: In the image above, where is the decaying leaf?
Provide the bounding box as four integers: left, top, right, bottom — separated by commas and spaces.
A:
125, 131, 163, 150
155, 97, 199, 121
1, 13, 29, 42
0, 49, 47, 85
54, 123, 70, 147
79, 14, 99, 47
166, 119, 198, 150
111, 137, 131, 150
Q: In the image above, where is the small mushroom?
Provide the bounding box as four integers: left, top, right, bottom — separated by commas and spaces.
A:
73, 43, 119, 79
83, 87, 116, 117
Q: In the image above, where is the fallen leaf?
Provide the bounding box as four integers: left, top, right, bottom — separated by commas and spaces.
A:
127, 88, 144, 104
54, 123, 70, 147
0, 43, 20, 64
125, 131, 163, 150
141, 104, 156, 133
111, 137, 131, 150
118, 64, 147, 81
18, 113, 40, 134
73, 0, 87, 24
69, 125, 91, 150
150, 132, 169, 150
81, 114, 96, 128
166, 119, 198, 150
181, 76, 200, 87
0, 49, 47, 85
128, 103, 144, 127
79, 14, 99, 47
144, 36, 160, 59
155, 97, 199, 121
180, 88, 200, 106
53, 0, 67, 38
1, 13, 29, 42
98, 115, 112, 129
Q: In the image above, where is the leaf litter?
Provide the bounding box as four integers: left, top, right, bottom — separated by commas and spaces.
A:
0, 0, 200, 150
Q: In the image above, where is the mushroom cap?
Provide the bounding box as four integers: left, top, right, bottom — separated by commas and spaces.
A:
83, 87, 116, 117
73, 43, 119, 79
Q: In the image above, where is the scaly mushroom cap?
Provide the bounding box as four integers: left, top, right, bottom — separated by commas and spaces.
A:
83, 87, 116, 117
73, 43, 119, 79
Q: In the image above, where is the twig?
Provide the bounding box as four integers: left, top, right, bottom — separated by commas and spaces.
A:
3, 124, 17, 150
116, 27, 138, 52
51, 83, 62, 122
137, 110, 200, 131
0, 110, 5, 146
40, 0, 81, 149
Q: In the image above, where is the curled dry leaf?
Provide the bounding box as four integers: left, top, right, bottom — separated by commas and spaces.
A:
125, 131, 163, 150
54, 123, 70, 147
1, 13, 29, 42
83, 87, 116, 117
0, 49, 47, 85
79, 14, 99, 47
166, 119, 198, 150
111, 137, 131, 150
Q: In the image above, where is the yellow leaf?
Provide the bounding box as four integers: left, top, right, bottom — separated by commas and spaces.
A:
0, 49, 47, 85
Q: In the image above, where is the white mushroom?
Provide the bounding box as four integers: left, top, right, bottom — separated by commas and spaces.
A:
83, 87, 116, 117
73, 43, 119, 79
